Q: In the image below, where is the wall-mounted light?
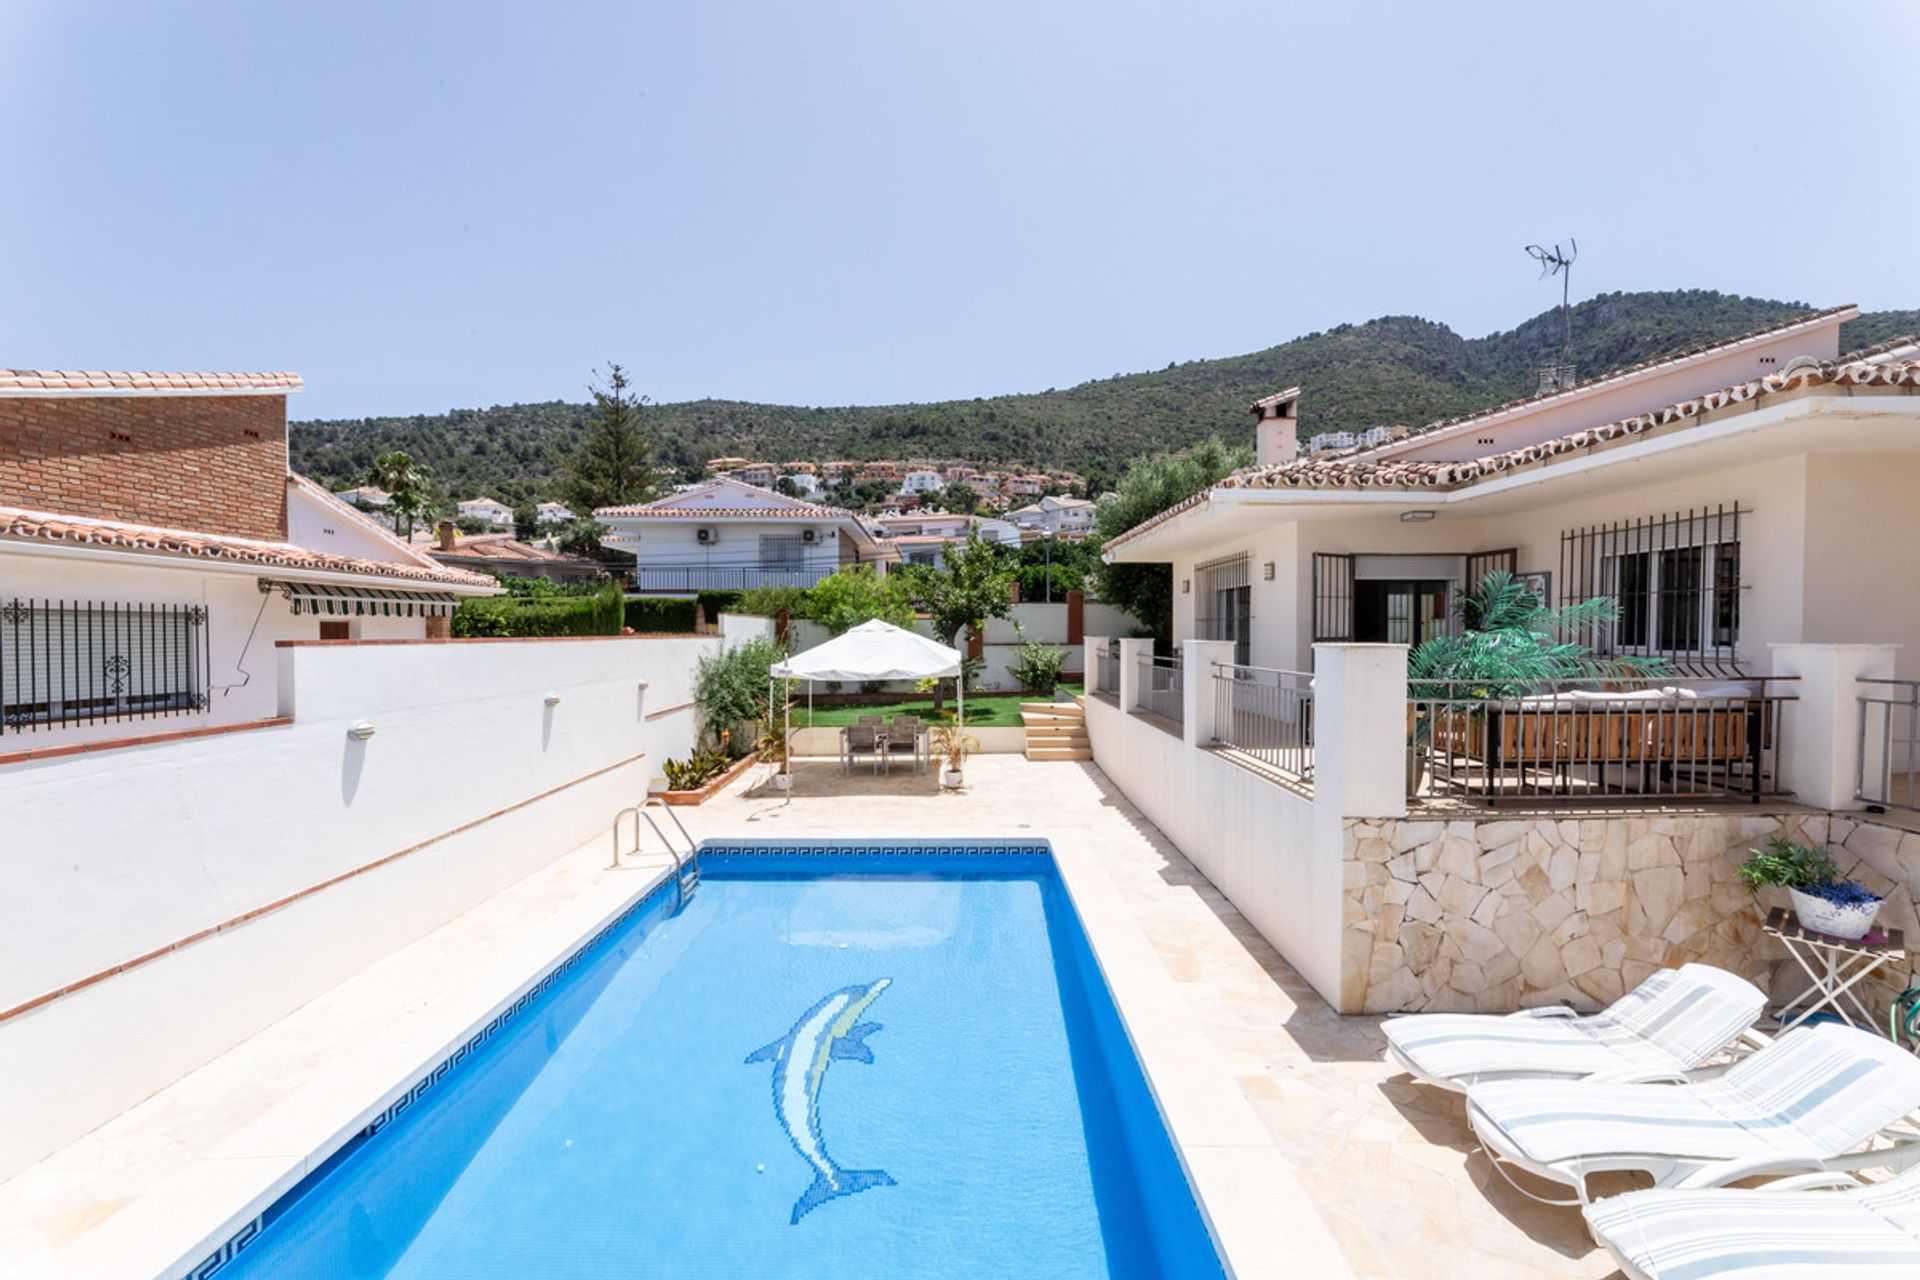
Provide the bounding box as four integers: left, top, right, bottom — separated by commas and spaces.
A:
544, 693, 562, 707
346, 721, 376, 741
1400, 510, 1437, 523
1181, 579, 1190, 594
1262, 561, 1276, 580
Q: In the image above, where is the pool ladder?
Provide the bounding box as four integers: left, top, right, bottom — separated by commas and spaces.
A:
611, 800, 702, 906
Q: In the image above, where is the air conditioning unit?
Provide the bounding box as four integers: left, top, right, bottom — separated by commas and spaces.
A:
696, 527, 720, 545
801, 529, 817, 543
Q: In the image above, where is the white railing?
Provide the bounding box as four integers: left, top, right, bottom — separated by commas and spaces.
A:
1857, 678, 1920, 811
1135, 653, 1183, 724
1211, 663, 1313, 781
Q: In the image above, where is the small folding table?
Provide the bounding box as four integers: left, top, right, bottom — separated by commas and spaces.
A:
1763, 906, 1908, 1032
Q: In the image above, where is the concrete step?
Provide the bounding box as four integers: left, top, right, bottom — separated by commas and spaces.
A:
1020, 711, 1084, 727
1026, 731, 1090, 747
1024, 746, 1093, 762
1020, 701, 1083, 719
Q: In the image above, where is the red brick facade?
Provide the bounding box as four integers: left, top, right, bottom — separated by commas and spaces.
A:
0, 393, 290, 540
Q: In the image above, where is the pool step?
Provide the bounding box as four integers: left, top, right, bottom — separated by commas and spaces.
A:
1021, 701, 1089, 762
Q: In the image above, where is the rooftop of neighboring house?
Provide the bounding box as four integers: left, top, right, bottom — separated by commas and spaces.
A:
416, 526, 602, 573
0, 369, 494, 591
595, 476, 870, 529
333, 485, 392, 506
1107, 308, 1920, 556
458, 496, 511, 509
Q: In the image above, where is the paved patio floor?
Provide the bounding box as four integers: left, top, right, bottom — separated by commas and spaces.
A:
705, 754, 1622, 1280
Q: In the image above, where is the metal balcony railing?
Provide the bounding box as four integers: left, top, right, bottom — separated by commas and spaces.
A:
1135, 654, 1184, 724
1096, 640, 1120, 698
1857, 678, 1920, 811
630, 565, 821, 593
1407, 676, 1795, 806
1211, 663, 1312, 782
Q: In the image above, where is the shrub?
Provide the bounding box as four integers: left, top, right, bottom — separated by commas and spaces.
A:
452, 581, 622, 637
625, 597, 699, 633
694, 636, 786, 753
1009, 639, 1067, 694
663, 749, 732, 792
696, 590, 743, 621
803, 566, 915, 634
736, 584, 811, 619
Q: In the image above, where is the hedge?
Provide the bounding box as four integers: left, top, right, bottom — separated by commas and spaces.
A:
625, 597, 699, 633
452, 582, 623, 637
696, 590, 743, 620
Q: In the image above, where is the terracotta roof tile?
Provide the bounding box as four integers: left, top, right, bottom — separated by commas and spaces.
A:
1107, 341, 1920, 552
0, 506, 495, 589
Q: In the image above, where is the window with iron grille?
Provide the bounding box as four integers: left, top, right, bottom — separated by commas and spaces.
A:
1, 599, 211, 734
759, 534, 806, 571
1560, 505, 1744, 673
1195, 553, 1251, 665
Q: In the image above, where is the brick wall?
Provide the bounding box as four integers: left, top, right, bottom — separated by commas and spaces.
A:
0, 394, 289, 540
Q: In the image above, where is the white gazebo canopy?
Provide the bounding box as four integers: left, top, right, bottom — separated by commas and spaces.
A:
771, 618, 962, 682
768, 620, 968, 783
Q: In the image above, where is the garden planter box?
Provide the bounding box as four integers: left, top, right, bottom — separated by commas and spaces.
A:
661, 752, 759, 806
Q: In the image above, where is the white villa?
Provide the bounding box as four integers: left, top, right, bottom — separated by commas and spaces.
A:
1108, 305, 1920, 676
598, 476, 888, 593
1010, 493, 1097, 537
899, 467, 943, 496
332, 484, 391, 508
456, 496, 514, 528
1086, 304, 1920, 1018
534, 500, 575, 526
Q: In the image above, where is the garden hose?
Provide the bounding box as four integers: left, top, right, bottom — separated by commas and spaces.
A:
1893, 986, 1920, 1045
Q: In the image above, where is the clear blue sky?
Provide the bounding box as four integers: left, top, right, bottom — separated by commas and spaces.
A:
3, 0, 1915, 421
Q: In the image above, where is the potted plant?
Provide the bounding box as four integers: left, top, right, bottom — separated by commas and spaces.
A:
1737, 837, 1884, 940
930, 717, 978, 790
757, 714, 793, 791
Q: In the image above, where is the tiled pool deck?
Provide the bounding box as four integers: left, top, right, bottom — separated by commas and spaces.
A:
0, 754, 1621, 1279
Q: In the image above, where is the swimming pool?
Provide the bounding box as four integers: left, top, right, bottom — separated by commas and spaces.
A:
203, 841, 1226, 1279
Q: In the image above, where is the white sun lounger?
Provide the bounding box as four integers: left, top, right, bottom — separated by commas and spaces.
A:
1382, 964, 1768, 1092
1465, 1022, 1920, 1206
1584, 1163, 1920, 1280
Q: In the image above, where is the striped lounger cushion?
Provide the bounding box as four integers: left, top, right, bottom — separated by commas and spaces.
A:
1586, 1167, 1920, 1279
1384, 964, 1764, 1085
1468, 1023, 1920, 1167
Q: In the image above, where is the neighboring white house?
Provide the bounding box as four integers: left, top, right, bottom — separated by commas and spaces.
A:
0, 370, 499, 751
534, 501, 575, 526
1009, 495, 1096, 537
730, 462, 779, 488
456, 496, 514, 528
332, 484, 391, 508
784, 472, 822, 498
597, 476, 886, 593
899, 468, 943, 496
1105, 305, 1920, 675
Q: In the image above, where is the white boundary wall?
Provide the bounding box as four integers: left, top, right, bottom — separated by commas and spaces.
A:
1082, 638, 1405, 1011
0, 633, 717, 1178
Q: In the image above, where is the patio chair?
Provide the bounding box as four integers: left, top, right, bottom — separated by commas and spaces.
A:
842, 723, 886, 774
1382, 963, 1767, 1093
1583, 1163, 1920, 1280
885, 717, 923, 774
1464, 1023, 1920, 1207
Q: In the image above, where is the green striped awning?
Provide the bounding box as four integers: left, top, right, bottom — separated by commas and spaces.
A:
276, 582, 459, 618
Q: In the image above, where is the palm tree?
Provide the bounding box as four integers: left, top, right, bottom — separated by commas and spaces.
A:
1407, 569, 1665, 700
367, 452, 432, 541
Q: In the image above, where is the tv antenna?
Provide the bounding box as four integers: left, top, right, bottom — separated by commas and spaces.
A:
1525, 240, 1578, 389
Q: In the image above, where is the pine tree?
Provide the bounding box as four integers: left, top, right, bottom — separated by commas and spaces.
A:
561, 363, 658, 516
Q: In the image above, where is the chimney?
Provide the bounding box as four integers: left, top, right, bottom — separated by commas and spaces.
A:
437, 519, 457, 551
1251, 387, 1302, 468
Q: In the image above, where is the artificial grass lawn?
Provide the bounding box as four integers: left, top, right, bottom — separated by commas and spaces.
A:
792, 685, 1082, 728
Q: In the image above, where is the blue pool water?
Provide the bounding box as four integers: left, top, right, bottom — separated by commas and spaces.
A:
211, 843, 1225, 1279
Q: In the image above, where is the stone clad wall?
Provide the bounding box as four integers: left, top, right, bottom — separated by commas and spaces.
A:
1343, 810, 1920, 1015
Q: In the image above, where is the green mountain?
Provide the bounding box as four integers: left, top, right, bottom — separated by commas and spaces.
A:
291, 291, 1919, 504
